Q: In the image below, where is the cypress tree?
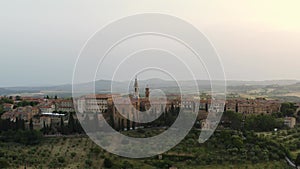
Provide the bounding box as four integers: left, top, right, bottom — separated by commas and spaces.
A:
60, 116, 64, 134
68, 112, 75, 133
29, 118, 33, 131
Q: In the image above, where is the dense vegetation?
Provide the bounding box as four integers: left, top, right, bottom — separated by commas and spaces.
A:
258, 128, 300, 159
221, 110, 285, 132
0, 97, 14, 115
0, 128, 293, 169
15, 100, 39, 108
42, 113, 84, 135
0, 98, 298, 168
0, 118, 42, 145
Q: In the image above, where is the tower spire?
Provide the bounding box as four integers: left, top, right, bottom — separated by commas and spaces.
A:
145, 84, 150, 98
134, 76, 139, 99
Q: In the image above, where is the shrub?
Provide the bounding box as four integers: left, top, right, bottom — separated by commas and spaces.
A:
70, 152, 76, 158
103, 158, 113, 168
57, 156, 65, 163
85, 159, 92, 167
0, 158, 10, 168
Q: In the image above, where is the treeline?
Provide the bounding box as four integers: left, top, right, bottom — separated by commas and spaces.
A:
42, 113, 84, 135
15, 100, 39, 108
0, 97, 38, 114
269, 102, 299, 118
136, 104, 180, 129
142, 129, 290, 168
0, 97, 13, 104
0, 118, 26, 131
0, 98, 14, 115
147, 104, 180, 127
0, 130, 42, 145
221, 111, 285, 132
106, 104, 180, 132
280, 102, 298, 117
0, 97, 35, 107
0, 113, 84, 145
0, 118, 42, 145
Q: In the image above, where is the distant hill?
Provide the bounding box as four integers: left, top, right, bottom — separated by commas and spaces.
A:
0, 88, 13, 95
1, 79, 300, 97
226, 80, 299, 86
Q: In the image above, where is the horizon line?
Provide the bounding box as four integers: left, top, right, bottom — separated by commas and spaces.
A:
1, 78, 300, 88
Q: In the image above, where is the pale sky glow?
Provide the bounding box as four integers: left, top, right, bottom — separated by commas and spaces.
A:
0, 1, 300, 87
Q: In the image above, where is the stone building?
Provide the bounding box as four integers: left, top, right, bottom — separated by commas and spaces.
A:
284, 117, 296, 128
112, 77, 181, 130
223, 98, 281, 115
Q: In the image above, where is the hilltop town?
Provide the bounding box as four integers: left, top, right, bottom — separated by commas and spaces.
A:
1, 78, 300, 168
0, 78, 300, 168
0, 78, 299, 134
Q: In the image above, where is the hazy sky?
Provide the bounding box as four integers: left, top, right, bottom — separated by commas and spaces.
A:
1, 1, 300, 87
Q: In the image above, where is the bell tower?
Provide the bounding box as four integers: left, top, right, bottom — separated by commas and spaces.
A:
145, 85, 150, 98
134, 76, 139, 99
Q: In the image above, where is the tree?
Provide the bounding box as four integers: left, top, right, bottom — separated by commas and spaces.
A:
15, 117, 20, 130
0, 105, 4, 115
57, 156, 65, 164
20, 119, 25, 130
109, 114, 115, 129
126, 114, 130, 131
60, 116, 65, 134
281, 102, 297, 116
222, 111, 242, 130
0, 158, 10, 168
121, 119, 124, 131
121, 161, 133, 169
103, 158, 113, 168
286, 108, 295, 117
68, 112, 75, 133
132, 114, 136, 130
74, 120, 83, 134
281, 103, 290, 113
15, 95, 21, 101
0, 98, 13, 104
170, 103, 175, 115
12, 118, 24, 130
42, 120, 47, 134
296, 153, 300, 166
85, 159, 92, 167
29, 118, 33, 131
244, 114, 282, 132
16, 101, 38, 108
232, 135, 244, 149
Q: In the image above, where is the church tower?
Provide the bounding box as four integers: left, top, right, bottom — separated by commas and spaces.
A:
134, 76, 139, 99
145, 85, 150, 98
